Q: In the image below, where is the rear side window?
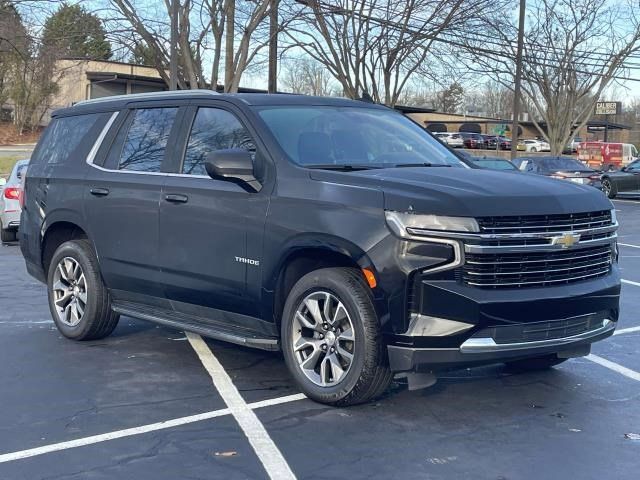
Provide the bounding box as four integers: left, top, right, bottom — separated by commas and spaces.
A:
30, 113, 107, 166
119, 108, 178, 172
182, 108, 255, 175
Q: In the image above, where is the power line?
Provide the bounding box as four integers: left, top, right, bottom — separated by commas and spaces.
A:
296, 0, 640, 82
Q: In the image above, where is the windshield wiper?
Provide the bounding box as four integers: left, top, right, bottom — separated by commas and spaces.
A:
305, 164, 381, 171
393, 162, 451, 168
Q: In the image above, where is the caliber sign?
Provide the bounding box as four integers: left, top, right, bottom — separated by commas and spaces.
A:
595, 101, 620, 115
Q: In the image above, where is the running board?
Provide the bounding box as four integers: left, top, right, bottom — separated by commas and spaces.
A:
112, 303, 280, 351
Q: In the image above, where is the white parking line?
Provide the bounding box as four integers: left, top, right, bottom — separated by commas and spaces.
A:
585, 354, 640, 382
614, 325, 640, 336
612, 199, 640, 204
619, 243, 640, 249
187, 332, 297, 480
0, 392, 306, 464
622, 279, 640, 287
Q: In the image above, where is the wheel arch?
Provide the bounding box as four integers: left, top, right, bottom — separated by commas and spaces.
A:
41, 220, 90, 276
265, 237, 381, 329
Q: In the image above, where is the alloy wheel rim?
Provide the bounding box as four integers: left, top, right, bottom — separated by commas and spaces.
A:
52, 257, 87, 327
602, 180, 611, 195
291, 291, 355, 387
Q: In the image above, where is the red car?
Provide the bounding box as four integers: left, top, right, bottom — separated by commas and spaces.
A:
461, 133, 487, 149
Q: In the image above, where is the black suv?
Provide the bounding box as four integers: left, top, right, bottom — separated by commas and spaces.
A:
20, 91, 620, 406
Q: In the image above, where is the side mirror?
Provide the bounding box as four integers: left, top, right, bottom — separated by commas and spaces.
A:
205, 149, 261, 192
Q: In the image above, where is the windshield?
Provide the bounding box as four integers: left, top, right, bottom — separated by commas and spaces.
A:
537, 157, 590, 171
255, 106, 465, 168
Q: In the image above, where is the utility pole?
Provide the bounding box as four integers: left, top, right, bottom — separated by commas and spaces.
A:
510, 0, 526, 160
268, 0, 280, 93
169, 0, 178, 90
225, 0, 236, 92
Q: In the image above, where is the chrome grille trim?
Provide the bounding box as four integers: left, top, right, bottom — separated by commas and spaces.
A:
463, 267, 611, 287
462, 243, 614, 288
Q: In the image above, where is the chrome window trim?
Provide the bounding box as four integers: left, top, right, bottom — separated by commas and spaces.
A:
85, 111, 119, 166
85, 110, 211, 179
459, 319, 614, 353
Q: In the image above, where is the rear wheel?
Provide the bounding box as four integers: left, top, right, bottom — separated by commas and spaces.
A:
601, 178, 617, 199
47, 239, 119, 340
281, 267, 392, 406
0, 220, 17, 243
504, 354, 568, 372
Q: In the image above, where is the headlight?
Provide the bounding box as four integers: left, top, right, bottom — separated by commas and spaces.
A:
610, 209, 617, 225
385, 211, 479, 238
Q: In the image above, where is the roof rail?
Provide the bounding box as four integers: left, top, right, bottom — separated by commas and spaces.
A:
75, 89, 220, 106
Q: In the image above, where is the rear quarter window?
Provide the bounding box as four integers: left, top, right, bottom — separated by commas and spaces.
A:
30, 112, 110, 166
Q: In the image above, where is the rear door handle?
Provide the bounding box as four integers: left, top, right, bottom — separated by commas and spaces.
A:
89, 187, 110, 197
164, 193, 189, 204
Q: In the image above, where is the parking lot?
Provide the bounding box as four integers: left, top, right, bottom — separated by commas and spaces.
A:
0, 199, 638, 480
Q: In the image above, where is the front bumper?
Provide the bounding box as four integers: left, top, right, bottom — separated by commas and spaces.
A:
384, 266, 620, 372
388, 317, 615, 372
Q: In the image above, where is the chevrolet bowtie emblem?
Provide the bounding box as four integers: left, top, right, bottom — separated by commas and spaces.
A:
551, 233, 581, 248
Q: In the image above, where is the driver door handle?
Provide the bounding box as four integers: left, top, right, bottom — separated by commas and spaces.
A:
164, 193, 189, 204
89, 187, 110, 197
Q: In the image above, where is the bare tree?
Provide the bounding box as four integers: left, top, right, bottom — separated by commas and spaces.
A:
458, 0, 640, 154
108, 0, 279, 92
281, 57, 337, 96
285, 0, 496, 106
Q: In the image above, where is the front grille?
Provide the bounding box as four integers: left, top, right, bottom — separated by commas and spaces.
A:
463, 244, 613, 288
476, 210, 612, 235
471, 313, 607, 344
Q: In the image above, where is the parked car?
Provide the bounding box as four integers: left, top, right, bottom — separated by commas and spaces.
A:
472, 156, 519, 171
600, 159, 640, 198
570, 137, 583, 153
497, 136, 512, 150
512, 156, 602, 189
517, 139, 551, 153
0, 159, 29, 243
434, 132, 464, 148
461, 132, 487, 149
483, 135, 498, 149
21, 91, 620, 406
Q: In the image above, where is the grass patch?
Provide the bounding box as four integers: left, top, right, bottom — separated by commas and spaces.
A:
0, 155, 24, 176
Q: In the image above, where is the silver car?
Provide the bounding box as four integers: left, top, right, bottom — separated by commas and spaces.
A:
1, 159, 29, 243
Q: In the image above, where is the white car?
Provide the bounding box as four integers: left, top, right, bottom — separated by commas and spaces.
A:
434, 132, 464, 148
518, 139, 550, 153
0, 159, 29, 243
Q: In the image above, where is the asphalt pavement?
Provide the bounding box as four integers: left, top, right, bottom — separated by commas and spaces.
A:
0, 198, 639, 480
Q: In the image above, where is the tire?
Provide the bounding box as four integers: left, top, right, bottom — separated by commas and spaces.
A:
47, 239, 119, 340
601, 178, 617, 199
0, 221, 17, 243
281, 267, 393, 406
504, 354, 568, 372
530, 147, 537, 152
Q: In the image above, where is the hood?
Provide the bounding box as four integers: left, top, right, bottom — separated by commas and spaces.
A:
309, 167, 612, 217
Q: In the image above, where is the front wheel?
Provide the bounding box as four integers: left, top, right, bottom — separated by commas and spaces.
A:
601, 178, 617, 199
530, 147, 537, 152
281, 268, 392, 406
504, 354, 568, 372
